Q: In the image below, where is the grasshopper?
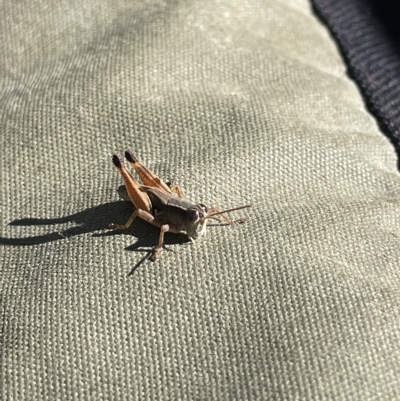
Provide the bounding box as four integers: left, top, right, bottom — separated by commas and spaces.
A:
109, 150, 251, 261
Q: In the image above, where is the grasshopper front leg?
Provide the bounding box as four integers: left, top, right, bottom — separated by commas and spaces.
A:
152, 223, 170, 261
111, 210, 169, 261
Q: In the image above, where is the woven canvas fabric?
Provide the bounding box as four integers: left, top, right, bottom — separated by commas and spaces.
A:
1, 0, 400, 399
312, 0, 400, 158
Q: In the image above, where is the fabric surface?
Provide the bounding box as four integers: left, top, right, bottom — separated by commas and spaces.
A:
1, 0, 400, 399
312, 0, 400, 158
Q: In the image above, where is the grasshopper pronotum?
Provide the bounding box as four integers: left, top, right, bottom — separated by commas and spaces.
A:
109, 150, 251, 260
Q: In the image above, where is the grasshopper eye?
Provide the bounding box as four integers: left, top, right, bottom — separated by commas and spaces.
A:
187, 209, 200, 223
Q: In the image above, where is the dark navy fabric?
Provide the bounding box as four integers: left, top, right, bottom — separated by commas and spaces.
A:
312, 0, 400, 158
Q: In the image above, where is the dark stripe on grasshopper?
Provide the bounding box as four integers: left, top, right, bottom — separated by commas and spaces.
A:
112, 154, 124, 168
125, 149, 139, 163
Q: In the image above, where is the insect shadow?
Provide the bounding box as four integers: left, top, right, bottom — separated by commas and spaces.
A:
0, 200, 190, 274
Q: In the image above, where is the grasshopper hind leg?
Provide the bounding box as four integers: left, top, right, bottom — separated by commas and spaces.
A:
164, 180, 185, 198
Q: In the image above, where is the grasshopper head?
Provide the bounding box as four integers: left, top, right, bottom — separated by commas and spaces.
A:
185, 203, 252, 240
188, 203, 252, 240
185, 204, 209, 239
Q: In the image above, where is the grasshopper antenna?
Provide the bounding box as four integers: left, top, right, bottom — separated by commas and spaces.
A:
205, 204, 252, 220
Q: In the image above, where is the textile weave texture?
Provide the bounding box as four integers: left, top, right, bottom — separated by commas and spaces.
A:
2, 0, 400, 399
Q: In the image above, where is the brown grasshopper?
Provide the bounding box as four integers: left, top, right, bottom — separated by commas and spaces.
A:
109, 150, 251, 261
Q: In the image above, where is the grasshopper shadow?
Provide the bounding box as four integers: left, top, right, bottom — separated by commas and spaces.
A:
0, 200, 190, 268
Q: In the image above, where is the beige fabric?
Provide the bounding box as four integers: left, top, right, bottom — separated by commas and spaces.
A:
2, 0, 400, 399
